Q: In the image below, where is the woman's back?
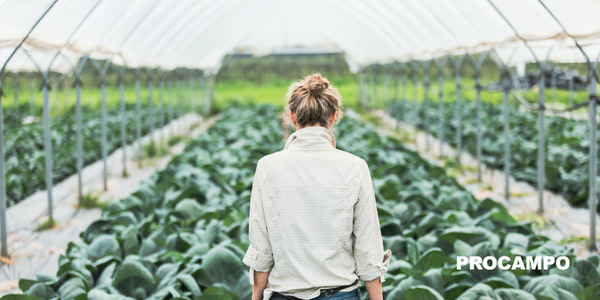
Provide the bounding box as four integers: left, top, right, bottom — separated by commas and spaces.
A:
243, 74, 391, 300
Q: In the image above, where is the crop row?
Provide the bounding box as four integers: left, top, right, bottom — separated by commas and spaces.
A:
5, 106, 180, 206
6, 105, 598, 300
389, 100, 600, 211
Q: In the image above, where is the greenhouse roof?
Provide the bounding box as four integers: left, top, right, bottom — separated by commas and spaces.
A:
1, 0, 600, 73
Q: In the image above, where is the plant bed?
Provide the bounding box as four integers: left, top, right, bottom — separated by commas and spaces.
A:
4, 106, 180, 207
4, 105, 598, 300
389, 100, 600, 211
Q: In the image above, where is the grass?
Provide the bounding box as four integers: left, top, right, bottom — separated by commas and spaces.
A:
442, 157, 477, 177
558, 235, 600, 245
37, 218, 58, 231
513, 211, 555, 231
142, 140, 169, 158
167, 135, 186, 146
79, 192, 108, 209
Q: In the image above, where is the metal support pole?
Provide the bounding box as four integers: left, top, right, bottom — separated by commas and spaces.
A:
208, 74, 215, 115
64, 76, 70, 112
42, 73, 53, 222
186, 70, 191, 133
189, 71, 194, 126
569, 63, 574, 119
169, 72, 174, 137
402, 63, 407, 124
393, 63, 399, 105
537, 63, 546, 214
373, 65, 379, 108
454, 55, 465, 166
502, 68, 511, 200
412, 62, 419, 138
437, 61, 445, 159
99, 65, 109, 191
0, 84, 7, 257
475, 72, 483, 181
551, 64, 556, 109
359, 69, 367, 109
201, 71, 207, 117
159, 70, 165, 144
393, 63, 400, 132
14, 74, 20, 120
176, 71, 182, 134
588, 59, 598, 252
119, 69, 127, 177
147, 69, 154, 143
471, 51, 488, 182
135, 69, 142, 167
75, 70, 83, 205
29, 72, 34, 117
423, 62, 430, 152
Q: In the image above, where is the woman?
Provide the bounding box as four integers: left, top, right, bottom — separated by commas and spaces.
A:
242, 74, 391, 300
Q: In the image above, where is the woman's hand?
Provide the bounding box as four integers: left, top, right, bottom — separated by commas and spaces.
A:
252, 270, 270, 300
364, 277, 383, 300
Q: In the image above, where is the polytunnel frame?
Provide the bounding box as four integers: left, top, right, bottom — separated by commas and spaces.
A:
0, 0, 600, 257
360, 2, 600, 252
0, 2, 213, 258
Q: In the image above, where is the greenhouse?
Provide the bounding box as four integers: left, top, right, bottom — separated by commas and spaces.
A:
1, 0, 600, 299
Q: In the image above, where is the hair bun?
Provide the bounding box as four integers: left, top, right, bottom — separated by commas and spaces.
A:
306, 74, 329, 96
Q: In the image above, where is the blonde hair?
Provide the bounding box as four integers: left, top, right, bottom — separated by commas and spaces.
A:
283, 73, 343, 129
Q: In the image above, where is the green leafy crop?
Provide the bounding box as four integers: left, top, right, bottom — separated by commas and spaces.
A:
5, 105, 598, 300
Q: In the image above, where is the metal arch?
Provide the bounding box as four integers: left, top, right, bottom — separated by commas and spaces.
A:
485, 0, 543, 67
20, 48, 64, 226
0, 0, 59, 79
158, 0, 408, 68
408, 1, 464, 48
115, 0, 164, 51
374, 0, 433, 51
160, 2, 378, 69
0, 0, 59, 257
537, 0, 596, 78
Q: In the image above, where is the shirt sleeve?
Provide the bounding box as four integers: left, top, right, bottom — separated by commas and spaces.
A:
353, 159, 392, 283
243, 159, 274, 280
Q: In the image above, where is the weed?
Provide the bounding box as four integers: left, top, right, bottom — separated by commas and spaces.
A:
513, 212, 555, 231
143, 140, 169, 158
38, 218, 58, 231
167, 135, 185, 146
79, 192, 107, 209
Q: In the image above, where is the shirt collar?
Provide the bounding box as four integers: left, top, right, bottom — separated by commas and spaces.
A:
283, 126, 336, 150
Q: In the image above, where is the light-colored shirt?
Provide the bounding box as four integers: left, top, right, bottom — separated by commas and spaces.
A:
242, 125, 392, 300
